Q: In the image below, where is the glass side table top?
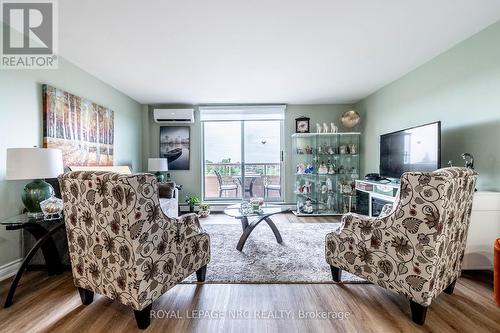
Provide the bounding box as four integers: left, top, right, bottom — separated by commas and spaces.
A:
0, 214, 63, 229
224, 203, 289, 218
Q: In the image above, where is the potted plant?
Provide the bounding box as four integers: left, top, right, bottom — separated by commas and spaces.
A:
185, 195, 200, 213
198, 203, 211, 218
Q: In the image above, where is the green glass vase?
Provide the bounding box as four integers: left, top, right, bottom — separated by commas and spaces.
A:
22, 179, 55, 216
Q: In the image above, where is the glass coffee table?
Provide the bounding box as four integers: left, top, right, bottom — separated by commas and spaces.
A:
224, 203, 290, 251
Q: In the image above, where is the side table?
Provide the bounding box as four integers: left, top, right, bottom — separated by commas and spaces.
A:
0, 214, 65, 308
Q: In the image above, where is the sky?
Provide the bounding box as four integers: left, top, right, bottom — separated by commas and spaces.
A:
204, 121, 280, 164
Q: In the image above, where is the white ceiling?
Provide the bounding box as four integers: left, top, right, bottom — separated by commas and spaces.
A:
59, 1, 500, 105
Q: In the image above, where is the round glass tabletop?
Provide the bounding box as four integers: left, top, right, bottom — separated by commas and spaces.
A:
224, 203, 288, 218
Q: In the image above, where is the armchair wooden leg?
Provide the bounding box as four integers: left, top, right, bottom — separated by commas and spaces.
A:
196, 264, 207, 282
78, 287, 94, 305
134, 304, 152, 330
444, 279, 457, 295
409, 300, 428, 325
330, 265, 341, 282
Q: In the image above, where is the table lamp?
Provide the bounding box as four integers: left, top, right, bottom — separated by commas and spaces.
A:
6, 148, 64, 218
148, 158, 169, 182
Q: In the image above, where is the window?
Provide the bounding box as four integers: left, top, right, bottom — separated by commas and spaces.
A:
201, 106, 285, 201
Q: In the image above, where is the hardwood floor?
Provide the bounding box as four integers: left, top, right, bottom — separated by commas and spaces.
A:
0, 270, 498, 332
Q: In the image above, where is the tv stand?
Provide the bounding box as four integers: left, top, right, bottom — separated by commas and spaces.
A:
355, 179, 399, 217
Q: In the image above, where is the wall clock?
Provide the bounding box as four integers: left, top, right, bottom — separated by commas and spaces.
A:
295, 117, 310, 133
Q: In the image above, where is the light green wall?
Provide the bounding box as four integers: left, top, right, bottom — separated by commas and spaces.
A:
143, 104, 355, 203
283, 105, 356, 200
356, 20, 500, 191
0, 57, 143, 267
143, 105, 202, 201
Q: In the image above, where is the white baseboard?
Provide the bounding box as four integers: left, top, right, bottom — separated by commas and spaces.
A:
0, 258, 22, 282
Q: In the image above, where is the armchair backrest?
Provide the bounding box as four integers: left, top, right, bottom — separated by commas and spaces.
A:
58, 171, 163, 310
388, 167, 477, 298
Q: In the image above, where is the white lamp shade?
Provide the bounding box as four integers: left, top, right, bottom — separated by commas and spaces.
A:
6, 148, 64, 180
148, 158, 169, 172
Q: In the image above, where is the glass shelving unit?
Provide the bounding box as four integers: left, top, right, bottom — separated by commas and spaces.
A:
292, 132, 361, 216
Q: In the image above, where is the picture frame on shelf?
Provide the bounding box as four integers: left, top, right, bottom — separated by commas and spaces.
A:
295, 116, 310, 133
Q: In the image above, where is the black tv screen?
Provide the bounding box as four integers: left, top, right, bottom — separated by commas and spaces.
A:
380, 121, 441, 179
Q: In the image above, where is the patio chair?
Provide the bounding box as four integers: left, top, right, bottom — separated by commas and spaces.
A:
215, 170, 238, 197
264, 176, 281, 197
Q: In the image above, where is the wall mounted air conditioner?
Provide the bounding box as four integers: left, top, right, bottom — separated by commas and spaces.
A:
153, 108, 195, 124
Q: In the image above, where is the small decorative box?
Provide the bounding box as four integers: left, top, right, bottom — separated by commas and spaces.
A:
40, 196, 63, 220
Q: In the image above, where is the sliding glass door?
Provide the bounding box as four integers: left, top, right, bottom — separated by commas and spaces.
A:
203, 120, 283, 201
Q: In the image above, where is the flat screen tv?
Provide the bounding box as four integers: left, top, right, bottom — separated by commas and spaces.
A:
380, 121, 441, 179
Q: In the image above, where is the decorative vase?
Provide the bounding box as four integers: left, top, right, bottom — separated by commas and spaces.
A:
22, 179, 55, 217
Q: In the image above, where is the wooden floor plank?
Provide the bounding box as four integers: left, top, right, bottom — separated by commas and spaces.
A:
0, 270, 499, 332
1, 215, 497, 332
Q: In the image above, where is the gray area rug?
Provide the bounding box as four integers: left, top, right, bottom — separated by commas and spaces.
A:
183, 216, 365, 283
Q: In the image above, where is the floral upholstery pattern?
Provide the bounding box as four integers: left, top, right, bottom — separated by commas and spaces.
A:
58, 171, 210, 311
325, 167, 477, 306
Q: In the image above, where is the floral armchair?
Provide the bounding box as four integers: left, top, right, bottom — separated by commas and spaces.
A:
325, 167, 477, 325
58, 171, 210, 329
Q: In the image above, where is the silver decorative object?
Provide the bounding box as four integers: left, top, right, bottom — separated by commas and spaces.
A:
341, 110, 360, 128
461, 153, 474, 169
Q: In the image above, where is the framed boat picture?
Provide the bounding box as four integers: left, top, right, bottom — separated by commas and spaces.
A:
159, 126, 190, 170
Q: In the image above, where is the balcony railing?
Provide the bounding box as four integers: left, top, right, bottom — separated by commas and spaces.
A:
204, 162, 281, 200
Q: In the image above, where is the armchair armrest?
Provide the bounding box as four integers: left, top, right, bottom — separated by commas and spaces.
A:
336, 212, 380, 239
173, 213, 205, 239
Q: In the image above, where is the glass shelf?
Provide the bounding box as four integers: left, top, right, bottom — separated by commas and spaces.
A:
292, 132, 360, 216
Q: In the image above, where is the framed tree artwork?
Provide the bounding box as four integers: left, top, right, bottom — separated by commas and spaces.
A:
42, 84, 114, 166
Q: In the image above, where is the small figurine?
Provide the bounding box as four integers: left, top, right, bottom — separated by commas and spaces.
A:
304, 163, 314, 174
318, 161, 328, 174
328, 146, 335, 155
328, 162, 336, 174
349, 144, 357, 154
303, 180, 312, 193
296, 163, 305, 174
316, 123, 322, 133
302, 199, 314, 214
323, 122, 329, 133
342, 184, 352, 195
331, 122, 338, 133
321, 184, 328, 194
326, 178, 333, 191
